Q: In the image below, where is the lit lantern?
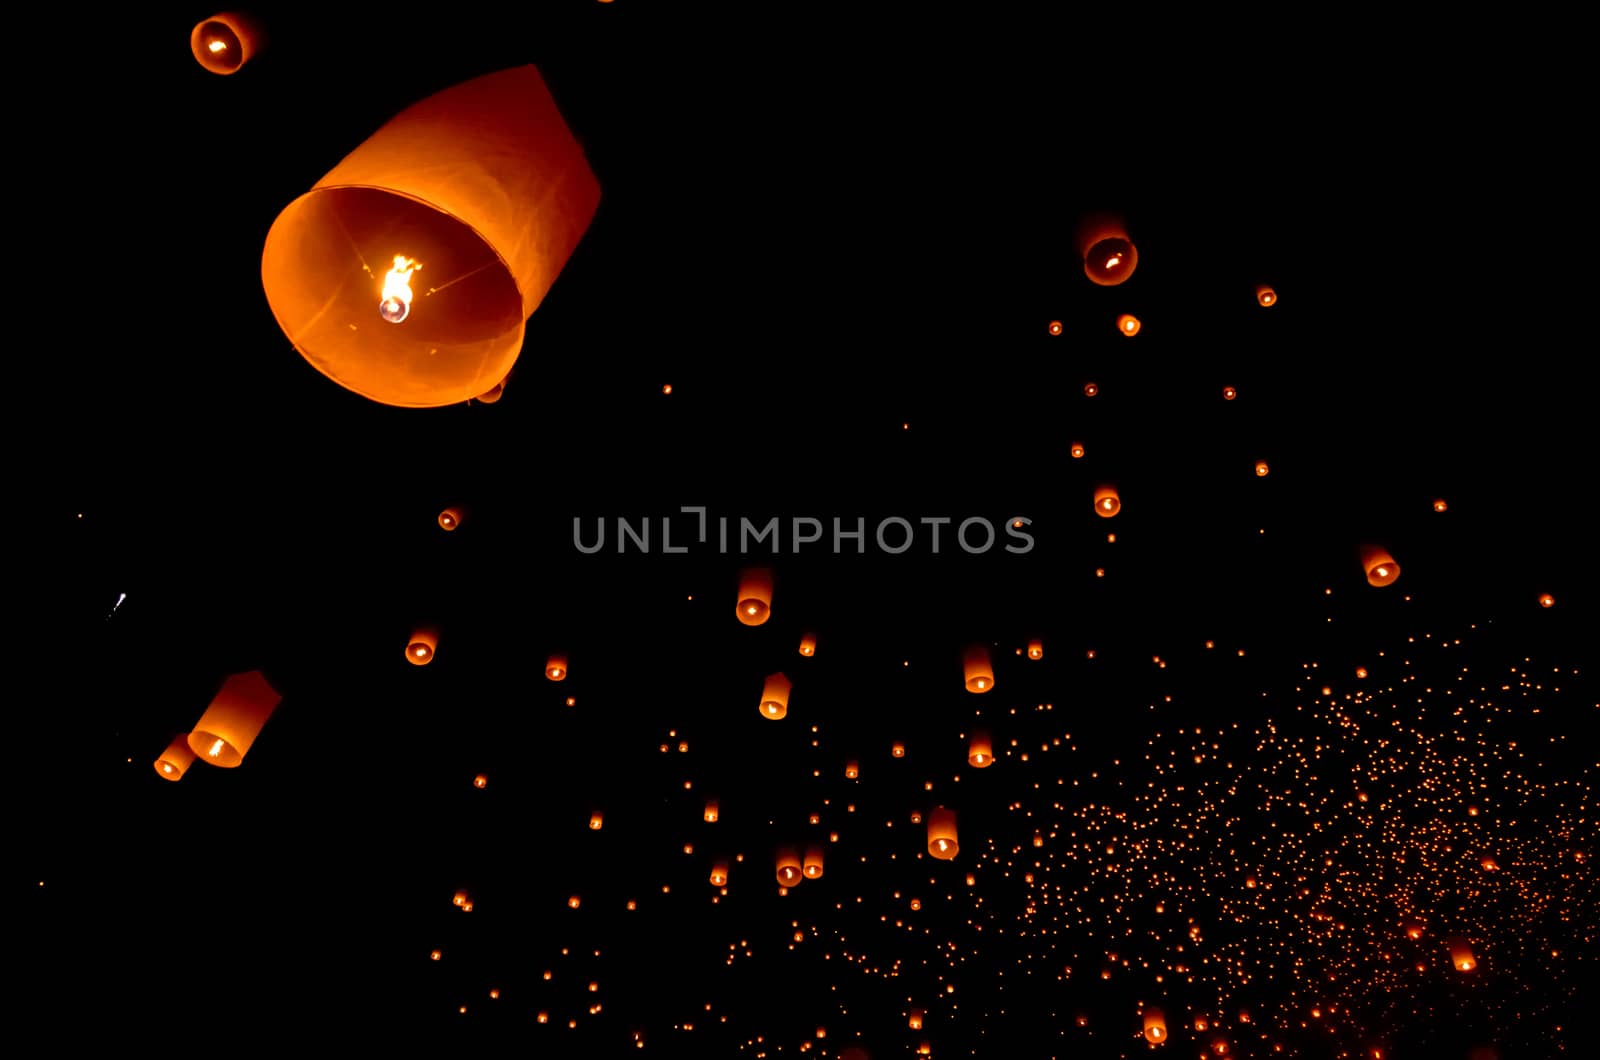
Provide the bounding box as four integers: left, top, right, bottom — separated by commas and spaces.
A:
1449, 937, 1477, 972
927, 807, 959, 859
473, 773, 488, 788
453, 889, 468, 907
589, 812, 604, 831
736, 568, 774, 625
1360, 545, 1400, 587
704, 800, 719, 823
546, 653, 568, 681
1094, 486, 1121, 518
1404, 920, 1424, 940
968, 731, 993, 768
1211, 1036, 1230, 1056
1222, 385, 1237, 400
187, 670, 282, 768
406, 628, 438, 665
1195, 1017, 1209, 1032
710, 862, 728, 887
803, 847, 825, 879
909, 1009, 924, 1030
190, 12, 264, 75
1083, 381, 1100, 397
1143, 1007, 1167, 1044
568, 895, 581, 909
1539, 593, 1555, 608
1070, 442, 1085, 459
154, 734, 196, 781
1257, 284, 1277, 307
437, 506, 465, 531
799, 633, 817, 656
1255, 460, 1270, 477
1117, 313, 1141, 336
1032, 830, 1044, 847
891, 742, 906, 758
963, 644, 994, 693
776, 849, 802, 887
845, 761, 860, 780
759, 673, 792, 720
1079, 213, 1139, 286
1433, 498, 1448, 512
1048, 320, 1063, 336
260, 66, 600, 407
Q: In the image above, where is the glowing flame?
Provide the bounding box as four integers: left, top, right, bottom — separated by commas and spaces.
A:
207, 738, 225, 758
380, 255, 421, 323
207, 39, 228, 54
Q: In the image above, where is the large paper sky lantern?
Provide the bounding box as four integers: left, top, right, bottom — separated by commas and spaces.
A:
186, 670, 282, 768
261, 66, 601, 407
191, 13, 264, 76
1078, 213, 1139, 286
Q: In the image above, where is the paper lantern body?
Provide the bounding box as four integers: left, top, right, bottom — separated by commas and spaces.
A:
760, 673, 792, 720
968, 732, 993, 768
737, 568, 774, 625
191, 12, 263, 75
927, 807, 959, 859
1095, 486, 1121, 518
187, 671, 282, 767
1361, 545, 1400, 587
1143, 1007, 1167, 1043
1079, 214, 1139, 286
155, 734, 196, 781
963, 644, 994, 693
438, 506, 465, 531
407, 628, 438, 665
261, 65, 600, 407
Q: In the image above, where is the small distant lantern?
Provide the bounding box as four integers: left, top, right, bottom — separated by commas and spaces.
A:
1117, 313, 1141, 336
1222, 385, 1237, 400
1032, 830, 1044, 847
927, 807, 959, 859
191, 12, 264, 75
704, 800, 719, 822
546, 653, 568, 681
737, 568, 774, 625
473, 773, 488, 788
1083, 382, 1099, 397
1255, 460, 1270, 477
845, 761, 860, 780
568, 895, 581, 909
589, 812, 604, 831
969, 731, 993, 768
1143, 1007, 1167, 1043
1257, 285, 1277, 307
453, 889, 468, 907
406, 628, 438, 665
1449, 937, 1477, 972
759, 673, 792, 720
187, 670, 282, 768
776, 849, 802, 887
1048, 320, 1063, 336
154, 734, 196, 781
1539, 593, 1555, 608
1094, 486, 1121, 518
1433, 499, 1448, 512
1360, 545, 1400, 587
1079, 213, 1139, 286
803, 847, 825, 879
909, 1009, 924, 1030
1027, 639, 1043, 660
710, 862, 728, 887
891, 742, 906, 758
1070, 442, 1085, 459
1356, 667, 1369, 679
799, 633, 817, 656
438, 506, 465, 530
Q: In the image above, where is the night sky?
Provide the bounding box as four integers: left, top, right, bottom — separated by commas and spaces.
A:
24, 6, 1595, 1055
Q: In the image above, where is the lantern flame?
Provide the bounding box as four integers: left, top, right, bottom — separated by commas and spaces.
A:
380, 255, 421, 323
207, 738, 225, 758
207, 39, 228, 53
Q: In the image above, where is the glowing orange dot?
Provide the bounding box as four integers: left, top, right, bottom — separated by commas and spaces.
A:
1255, 461, 1269, 477
662, 384, 673, 395
1083, 382, 1099, 398
1070, 442, 1084, 459
1222, 385, 1237, 400
1539, 593, 1555, 608
1117, 313, 1141, 336
473, 774, 487, 789
1433, 498, 1448, 512
1048, 320, 1063, 336
1257, 285, 1277, 307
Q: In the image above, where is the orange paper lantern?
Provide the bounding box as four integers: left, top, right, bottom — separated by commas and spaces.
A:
803, 847, 825, 880
1117, 313, 1141, 336
736, 568, 773, 625
798, 633, 816, 656
1079, 213, 1139, 286
968, 731, 993, 768
1449, 937, 1477, 972
154, 734, 196, 781
190, 12, 264, 76
261, 66, 600, 407
1143, 1007, 1167, 1043
759, 673, 792, 720
963, 644, 994, 693
776, 849, 802, 887
1094, 486, 1121, 518
546, 653, 568, 681
1027, 639, 1043, 660
1070, 442, 1085, 459
187, 670, 282, 768
1538, 592, 1555, 608
927, 807, 959, 859
703, 800, 719, 823
437, 506, 465, 531
1257, 284, 1277, 307
845, 760, 860, 780
1360, 545, 1400, 587
710, 861, 728, 887
406, 628, 438, 665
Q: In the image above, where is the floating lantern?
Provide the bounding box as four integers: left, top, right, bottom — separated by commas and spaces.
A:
1094, 486, 1121, 518
1117, 313, 1141, 336
803, 847, 825, 879
759, 673, 792, 720
845, 761, 860, 780
1257, 284, 1277, 306
736, 568, 773, 626
453, 889, 469, 908
190, 12, 264, 75
969, 732, 993, 768
776, 849, 802, 887
891, 742, 906, 758
1433, 499, 1448, 512
437, 506, 465, 531
1027, 639, 1043, 660
909, 1009, 924, 1030
927, 807, 959, 859
1048, 320, 1063, 336
1255, 460, 1270, 477
1222, 385, 1237, 400
704, 800, 719, 823
1360, 545, 1400, 587
589, 813, 603, 831
406, 628, 438, 665
473, 773, 488, 788
154, 734, 196, 781
1449, 937, 1477, 972
962, 644, 994, 693
710, 862, 728, 887
1539, 593, 1555, 608
187, 670, 282, 768
260, 66, 600, 407
1079, 213, 1138, 286
546, 653, 568, 681
1070, 442, 1085, 459
1143, 1007, 1167, 1043
799, 633, 816, 656
1083, 381, 1099, 397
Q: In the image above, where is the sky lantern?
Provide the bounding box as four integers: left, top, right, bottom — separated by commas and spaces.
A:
1433, 498, 1448, 512
406, 628, 438, 665
710, 862, 728, 887
190, 13, 264, 75
845, 761, 860, 780
927, 807, 959, 859
1360, 545, 1401, 587
546, 653, 568, 681
1070, 442, 1085, 459
736, 568, 773, 625
776, 849, 802, 887
803, 847, 825, 879
1117, 313, 1141, 336
1223, 385, 1237, 400
703, 800, 719, 822
589, 812, 604, 831
909, 1009, 924, 1030
1027, 639, 1043, 660
1048, 320, 1063, 336
1079, 213, 1139, 286
1257, 284, 1278, 306
963, 644, 994, 693
760, 673, 792, 720
891, 742, 906, 758
1539, 592, 1555, 608
799, 633, 816, 656
437, 506, 465, 531
1095, 485, 1121, 518
1255, 460, 1270, 477
154, 734, 196, 781
1450, 937, 1477, 972
186, 670, 282, 768
1143, 1007, 1167, 1043
969, 731, 993, 768
260, 66, 600, 407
